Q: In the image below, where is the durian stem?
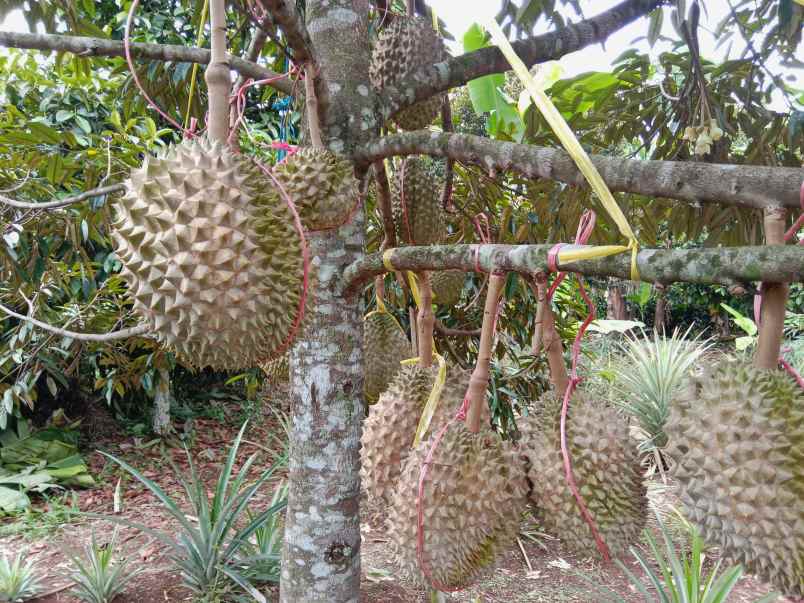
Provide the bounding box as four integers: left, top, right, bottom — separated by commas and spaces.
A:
417, 271, 434, 368
374, 275, 385, 306
304, 65, 324, 148
531, 276, 569, 397
406, 0, 415, 17
754, 206, 789, 370
205, 0, 230, 143
466, 273, 506, 433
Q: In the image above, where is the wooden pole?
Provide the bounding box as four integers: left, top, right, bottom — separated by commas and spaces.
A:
465, 273, 506, 433
754, 206, 789, 369
205, 0, 230, 143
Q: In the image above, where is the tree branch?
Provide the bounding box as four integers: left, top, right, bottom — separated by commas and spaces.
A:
0, 184, 125, 210
343, 244, 804, 293
354, 131, 804, 210
0, 31, 294, 95
0, 302, 149, 342
376, 0, 663, 122
257, 0, 313, 63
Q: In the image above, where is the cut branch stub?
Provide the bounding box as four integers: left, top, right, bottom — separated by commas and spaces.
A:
465, 272, 506, 433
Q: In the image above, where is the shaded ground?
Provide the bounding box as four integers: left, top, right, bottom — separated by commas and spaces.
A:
1, 396, 791, 603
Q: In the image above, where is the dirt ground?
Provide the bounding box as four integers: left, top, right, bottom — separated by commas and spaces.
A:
0, 399, 791, 603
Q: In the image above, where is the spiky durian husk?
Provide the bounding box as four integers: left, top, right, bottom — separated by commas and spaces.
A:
520, 395, 647, 556
113, 137, 303, 370
270, 147, 358, 231
364, 311, 410, 405
665, 361, 804, 596
361, 365, 473, 505
388, 422, 528, 589
431, 270, 465, 306
261, 354, 289, 384
369, 17, 448, 130
391, 157, 444, 246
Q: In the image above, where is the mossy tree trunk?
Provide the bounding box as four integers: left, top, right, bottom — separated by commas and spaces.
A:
279, 2, 374, 601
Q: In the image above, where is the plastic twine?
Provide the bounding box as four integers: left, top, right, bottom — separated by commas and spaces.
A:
546, 209, 613, 562
125, 0, 197, 138
253, 160, 310, 362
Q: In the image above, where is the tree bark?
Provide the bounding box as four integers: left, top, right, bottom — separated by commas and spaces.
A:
280, 2, 373, 602
354, 131, 804, 210
152, 366, 173, 436
344, 244, 804, 292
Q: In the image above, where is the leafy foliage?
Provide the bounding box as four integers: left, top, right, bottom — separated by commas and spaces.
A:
0, 551, 40, 603
64, 527, 141, 603
100, 423, 287, 602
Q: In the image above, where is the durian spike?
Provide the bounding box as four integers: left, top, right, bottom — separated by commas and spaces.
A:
530, 274, 569, 397
204, 0, 230, 143
465, 272, 506, 432
755, 206, 789, 369
304, 64, 324, 148
416, 271, 434, 369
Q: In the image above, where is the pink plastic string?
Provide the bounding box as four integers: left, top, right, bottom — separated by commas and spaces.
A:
228, 68, 300, 147
253, 160, 310, 362
125, 0, 196, 137
544, 209, 612, 562
782, 181, 804, 244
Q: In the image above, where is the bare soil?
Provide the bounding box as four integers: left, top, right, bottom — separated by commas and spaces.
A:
1, 398, 790, 603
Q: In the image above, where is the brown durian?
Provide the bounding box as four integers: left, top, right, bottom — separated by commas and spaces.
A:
363, 311, 410, 405
431, 270, 465, 306
391, 157, 444, 246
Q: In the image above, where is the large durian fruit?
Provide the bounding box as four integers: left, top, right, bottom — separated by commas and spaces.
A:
113, 136, 304, 370
363, 311, 410, 404
361, 365, 474, 505
520, 395, 648, 556
269, 147, 359, 231
665, 360, 804, 596
391, 157, 444, 245
431, 270, 465, 306
370, 17, 448, 130
388, 421, 528, 589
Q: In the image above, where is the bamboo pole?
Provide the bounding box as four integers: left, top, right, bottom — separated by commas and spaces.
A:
754, 206, 789, 369
204, 0, 230, 143
465, 273, 506, 433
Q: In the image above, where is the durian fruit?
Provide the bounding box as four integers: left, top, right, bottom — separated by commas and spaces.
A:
113, 136, 304, 370
388, 421, 528, 589
431, 270, 465, 306
391, 157, 444, 246
270, 147, 359, 231
369, 17, 448, 130
261, 354, 289, 384
363, 311, 410, 404
665, 361, 804, 597
361, 365, 473, 505
520, 395, 648, 556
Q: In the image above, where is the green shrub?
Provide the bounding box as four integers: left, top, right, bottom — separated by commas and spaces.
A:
64, 527, 140, 603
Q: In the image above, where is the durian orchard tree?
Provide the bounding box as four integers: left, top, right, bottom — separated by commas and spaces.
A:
0, 0, 803, 601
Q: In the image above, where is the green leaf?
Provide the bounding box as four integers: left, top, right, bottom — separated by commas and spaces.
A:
74, 114, 92, 134
463, 24, 505, 114
0, 485, 29, 512
720, 303, 758, 336
55, 109, 73, 123
647, 8, 664, 47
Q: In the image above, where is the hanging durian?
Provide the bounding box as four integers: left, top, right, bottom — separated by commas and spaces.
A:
363, 309, 410, 405
387, 273, 528, 590
431, 270, 465, 306
519, 395, 647, 556
391, 157, 444, 246
369, 16, 448, 130
269, 147, 359, 231
113, 136, 305, 370
361, 363, 473, 505
666, 360, 803, 597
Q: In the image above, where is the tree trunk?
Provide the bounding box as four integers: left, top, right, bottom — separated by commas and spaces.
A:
152, 366, 172, 436
280, 2, 374, 601
606, 279, 627, 320
653, 284, 667, 333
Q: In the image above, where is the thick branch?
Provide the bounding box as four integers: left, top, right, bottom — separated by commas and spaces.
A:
0, 31, 293, 95
376, 0, 662, 121
0, 184, 125, 210
354, 131, 804, 210
0, 302, 149, 342
257, 0, 313, 63
343, 244, 804, 293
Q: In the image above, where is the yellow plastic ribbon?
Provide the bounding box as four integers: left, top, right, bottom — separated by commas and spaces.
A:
485, 20, 640, 281
406, 271, 423, 309
401, 353, 448, 446
431, 7, 440, 34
